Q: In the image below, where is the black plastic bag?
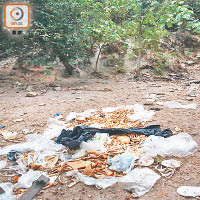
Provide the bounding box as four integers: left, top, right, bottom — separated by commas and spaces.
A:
56, 125, 172, 150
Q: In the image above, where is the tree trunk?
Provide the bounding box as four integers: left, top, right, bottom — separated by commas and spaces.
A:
136, 38, 142, 77
62, 60, 74, 76
135, 22, 143, 77
94, 44, 104, 73
55, 51, 74, 76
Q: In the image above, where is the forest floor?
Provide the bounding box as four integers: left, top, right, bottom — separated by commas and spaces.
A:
0, 62, 200, 200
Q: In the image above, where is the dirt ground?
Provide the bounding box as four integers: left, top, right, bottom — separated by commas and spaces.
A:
0, 63, 200, 200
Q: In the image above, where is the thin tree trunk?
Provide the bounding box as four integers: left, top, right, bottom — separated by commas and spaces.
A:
94, 44, 104, 73
136, 22, 143, 77
136, 38, 142, 77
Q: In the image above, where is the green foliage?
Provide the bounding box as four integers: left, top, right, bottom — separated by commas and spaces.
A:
0, 0, 93, 75
0, 0, 199, 76
165, 0, 200, 33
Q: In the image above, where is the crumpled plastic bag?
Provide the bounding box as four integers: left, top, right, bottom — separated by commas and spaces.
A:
102, 104, 155, 121
157, 101, 197, 109
0, 160, 7, 170
119, 168, 161, 197
108, 151, 138, 172
127, 104, 155, 121
44, 118, 66, 139
140, 133, 198, 157
0, 183, 14, 200
14, 170, 46, 189
81, 140, 107, 153
65, 170, 118, 189
66, 109, 96, 122
0, 134, 64, 155
28, 150, 59, 169
66, 168, 160, 197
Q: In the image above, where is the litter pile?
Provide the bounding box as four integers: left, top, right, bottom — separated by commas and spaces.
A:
0, 104, 198, 199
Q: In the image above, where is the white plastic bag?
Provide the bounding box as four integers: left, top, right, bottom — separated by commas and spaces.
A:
0, 183, 14, 200
177, 186, 200, 197
141, 133, 198, 157
0, 160, 7, 170
0, 134, 64, 155
108, 151, 138, 172
119, 168, 161, 197
14, 170, 46, 189
157, 101, 197, 109
65, 170, 118, 189
128, 104, 155, 121
81, 140, 107, 153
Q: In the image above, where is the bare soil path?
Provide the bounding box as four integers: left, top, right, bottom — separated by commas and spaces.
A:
0, 65, 200, 200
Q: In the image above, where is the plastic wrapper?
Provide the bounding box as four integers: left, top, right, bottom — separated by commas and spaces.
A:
66, 109, 96, 122
53, 113, 64, 119
157, 101, 197, 109
141, 133, 198, 157
108, 151, 138, 172
93, 133, 111, 144
65, 170, 118, 189
45, 118, 66, 139
119, 168, 161, 197
102, 106, 122, 113
127, 104, 155, 121
102, 104, 155, 121
0, 134, 64, 155
2, 132, 17, 140
14, 170, 46, 189
8, 150, 21, 161
28, 150, 59, 169
177, 186, 200, 197
161, 159, 181, 168
0, 160, 7, 170
0, 183, 14, 200
81, 140, 107, 153
66, 112, 77, 122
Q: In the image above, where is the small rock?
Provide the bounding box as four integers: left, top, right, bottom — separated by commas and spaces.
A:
26, 92, 38, 97
26, 85, 33, 92
49, 83, 60, 87
188, 92, 196, 97
14, 81, 22, 86
75, 96, 82, 99
39, 103, 46, 106
150, 107, 161, 111
14, 118, 23, 122
186, 60, 195, 65
55, 87, 61, 91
